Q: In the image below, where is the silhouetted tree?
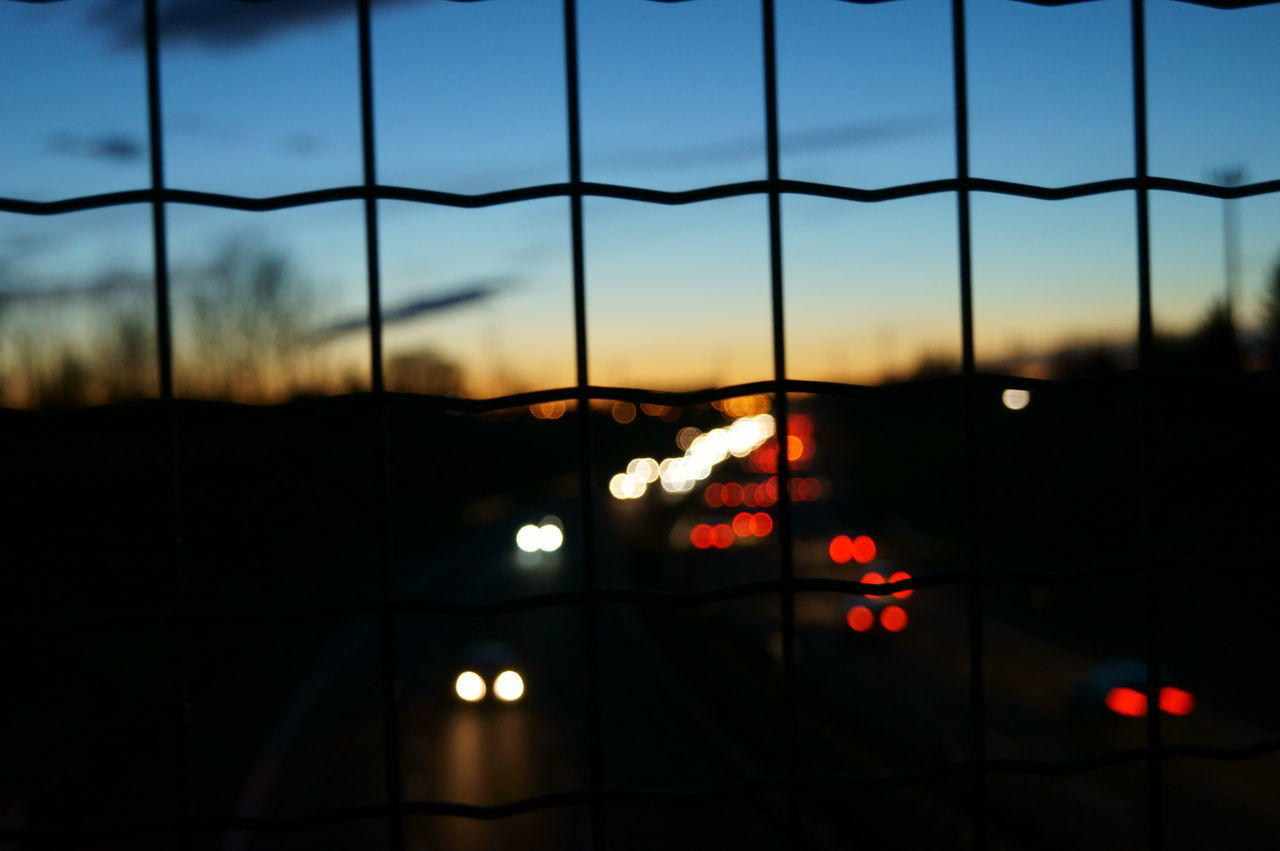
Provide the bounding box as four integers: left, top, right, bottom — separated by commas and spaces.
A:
1262, 252, 1280, 370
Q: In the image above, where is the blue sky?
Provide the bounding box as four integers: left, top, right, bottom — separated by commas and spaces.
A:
2, 0, 1279, 400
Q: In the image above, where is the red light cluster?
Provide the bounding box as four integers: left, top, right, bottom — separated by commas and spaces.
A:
745, 415, 815, 473
705, 477, 820, 508
1105, 686, 1197, 717
829, 534, 876, 565
845, 604, 909, 632
690, 514, 773, 549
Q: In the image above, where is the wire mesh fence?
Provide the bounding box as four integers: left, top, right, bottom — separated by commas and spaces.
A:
2, 0, 1279, 849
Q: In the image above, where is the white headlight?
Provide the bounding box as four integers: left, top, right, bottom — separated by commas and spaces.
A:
515, 524, 542, 552
494, 670, 525, 702
537, 524, 563, 552
455, 671, 486, 702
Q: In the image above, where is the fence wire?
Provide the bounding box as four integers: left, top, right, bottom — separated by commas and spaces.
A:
2, 0, 1278, 849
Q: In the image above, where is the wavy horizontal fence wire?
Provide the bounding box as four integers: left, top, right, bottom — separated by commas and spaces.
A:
3, 0, 1278, 849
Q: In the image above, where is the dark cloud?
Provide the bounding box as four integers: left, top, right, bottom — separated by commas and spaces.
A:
0, 272, 149, 307
312, 276, 513, 340
601, 117, 946, 170
283, 133, 325, 157
91, 0, 432, 50
45, 131, 145, 163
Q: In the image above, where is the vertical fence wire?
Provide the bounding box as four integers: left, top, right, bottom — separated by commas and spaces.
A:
759, 0, 801, 845
949, 0, 985, 847
1129, 1, 1163, 848
143, 1, 191, 848
561, 1, 607, 846
355, 2, 406, 849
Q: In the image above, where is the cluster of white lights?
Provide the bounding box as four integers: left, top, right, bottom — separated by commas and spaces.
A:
516, 521, 564, 553
609, 414, 775, 500
454, 670, 525, 702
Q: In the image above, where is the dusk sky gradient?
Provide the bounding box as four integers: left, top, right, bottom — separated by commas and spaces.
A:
2, 0, 1279, 398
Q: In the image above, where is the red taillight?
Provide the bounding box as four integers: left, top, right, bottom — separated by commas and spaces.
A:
732, 512, 754, 538
690, 524, 712, 550
861, 571, 885, 598
712, 523, 735, 549
1159, 686, 1196, 716
829, 535, 855, 564
888, 570, 913, 599
851, 534, 876, 564
750, 512, 773, 537
846, 605, 874, 632
880, 605, 908, 632
1106, 687, 1148, 717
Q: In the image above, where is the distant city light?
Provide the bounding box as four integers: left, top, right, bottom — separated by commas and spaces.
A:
455, 671, 486, 702
1002, 388, 1031, 410
530, 400, 567, 420
676, 426, 701, 450
846, 605, 874, 632
494, 670, 525, 702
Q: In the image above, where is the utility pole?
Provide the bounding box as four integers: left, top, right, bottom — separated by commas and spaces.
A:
1211, 166, 1245, 328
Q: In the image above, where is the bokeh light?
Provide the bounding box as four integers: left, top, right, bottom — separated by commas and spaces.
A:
612, 401, 637, 423
851, 534, 877, 564
1159, 686, 1196, 716
1002, 388, 1031, 411
537, 523, 563, 552
889, 570, 913, 599
861, 571, 885, 597
1106, 686, 1148, 717
494, 670, 525, 702
455, 671, 486, 702
846, 605, 874, 632
732, 512, 754, 538
712, 523, 735, 549
750, 512, 773, 536
880, 605, 908, 632
515, 524, 542, 553
829, 535, 855, 564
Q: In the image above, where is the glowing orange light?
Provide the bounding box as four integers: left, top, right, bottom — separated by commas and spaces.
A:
712, 523, 735, 549
690, 524, 713, 550
531, 400, 566, 420
1159, 687, 1196, 716
790, 478, 808, 501
732, 512, 754, 538
851, 534, 876, 565
1106, 687, 1148, 717
723, 482, 743, 507
846, 605, 874, 632
750, 512, 773, 537
829, 535, 855, 564
611, 401, 636, 424
880, 605, 908, 632
786, 435, 804, 462
889, 570, 913, 599
861, 571, 885, 598
640, 403, 668, 417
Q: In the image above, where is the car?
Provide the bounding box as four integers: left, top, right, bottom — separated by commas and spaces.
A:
452, 641, 526, 704
1073, 659, 1197, 719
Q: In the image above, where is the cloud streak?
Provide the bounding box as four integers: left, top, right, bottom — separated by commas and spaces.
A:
312, 276, 513, 340
90, 0, 432, 50
44, 131, 145, 163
